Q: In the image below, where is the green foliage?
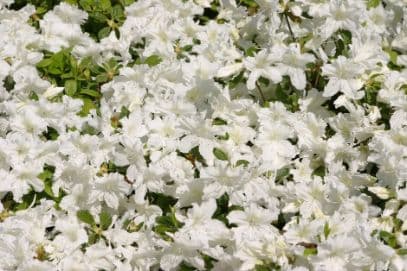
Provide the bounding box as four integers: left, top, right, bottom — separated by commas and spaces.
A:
254, 262, 281, 271
334, 30, 352, 57
304, 247, 318, 256
77, 209, 113, 245
359, 77, 393, 130
367, 0, 381, 9
213, 148, 228, 161
3, 75, 15, 91
10, 0, 61, 11
212, 118, 227, 125
312, 165, 326, 178
213, 193, 244, 227
268, 77, 301, 112
324, 222, 330, 239
147, 192, 178, 214
36, 48, 121, 116
236, 159, 249, 167
99, 210, 112, 230
65, 0, 134, 41
77, 210, 95, 225
42, 126, 59, 141
0, 165, 65, 212
10, 0, 60, 28
194, 2, 219, 25
379, 230, 398, 248
275, 167, 290, 183
144, 55, 162, 67
153, 207, 183, 241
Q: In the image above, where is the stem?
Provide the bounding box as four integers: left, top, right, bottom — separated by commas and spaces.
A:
284, 13, 296, 42
255, 81, 266, 105
314, 72, 320, 88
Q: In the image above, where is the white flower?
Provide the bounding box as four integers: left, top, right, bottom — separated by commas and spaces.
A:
321, 56, 364, 99
278, 44, 315, 90
89, 173, 131, 209
243, 50, 282, 90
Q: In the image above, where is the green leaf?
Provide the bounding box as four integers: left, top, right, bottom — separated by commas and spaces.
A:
386, 49, 398, 65
213, 148, 228, 161
99, 0, 112, 11
79, 0, 92, 10
154, 210, 184, 240
312, 165, 326, 177
36, 58, 53, 68
241, 0, 259, 8
99, 211, 112, 230
64, 80, 77, 96
236, 159, 249, 167
215, 133, 229, 140
179, 262, 196, 271
3, 75, 15, 91
304, 247, 318, 256
98, 27, 111, 40
80, 88, 101, 98
112, 4, 124, 20
367, 0, 381, 8
38, 170, 53, 181
324, 222, 330, 239
43, 179, 54, 198
144, 55, 162, 67
147, 192, 178, 214
212, 118, 227, 125
91, 12, 109, 23
79, 98, 97, 116
245, 46, 259, 57
379, 230, 398, 248
88, 232, 99, 244
254, 262, 281, 271
275, 167, 290, 182
397, 248, 407, 255
77, 210, 95, 225
61, 72, 74, 79
121, 0, 135, 6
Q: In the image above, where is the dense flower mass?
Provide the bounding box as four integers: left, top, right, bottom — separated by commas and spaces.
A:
0, 0, 407, 270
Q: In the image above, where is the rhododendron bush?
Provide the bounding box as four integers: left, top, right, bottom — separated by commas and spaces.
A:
1, 0, 407, 270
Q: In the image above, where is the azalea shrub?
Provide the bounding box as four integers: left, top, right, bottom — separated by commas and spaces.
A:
1, 0, 407, 270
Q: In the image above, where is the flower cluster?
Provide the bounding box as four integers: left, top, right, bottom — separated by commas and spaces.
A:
0, 0, 407, 270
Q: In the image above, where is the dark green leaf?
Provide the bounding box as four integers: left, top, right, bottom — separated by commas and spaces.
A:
379, 230, 398, 248
3, 75, 15, 91
98, 27, 111, 40
88, 232, 99, 244
312, 165, 326, 177
212, 118, 227, 125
